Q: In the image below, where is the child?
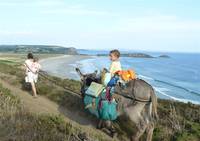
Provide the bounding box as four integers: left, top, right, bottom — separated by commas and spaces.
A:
32, 57, 41, 83
109, 49, 122, 76
106, 50, 122, 101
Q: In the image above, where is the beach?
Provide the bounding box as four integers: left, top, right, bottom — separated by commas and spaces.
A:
40, 55, 93, 80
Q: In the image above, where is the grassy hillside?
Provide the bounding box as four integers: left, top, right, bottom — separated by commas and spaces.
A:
0, 58, 199, 141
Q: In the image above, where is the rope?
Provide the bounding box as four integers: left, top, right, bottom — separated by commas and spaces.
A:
23, 61, 81, 97
37, 71, 82, 97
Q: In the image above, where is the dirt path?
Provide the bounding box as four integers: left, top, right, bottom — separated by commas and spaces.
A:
0, 79, 60, 114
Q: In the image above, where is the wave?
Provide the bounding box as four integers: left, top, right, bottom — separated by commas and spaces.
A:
138, 74, 154, 81
154, 87, 200, 105
138, 74, 200, 98
154, 79, 200, 97
75, 59, 98, 73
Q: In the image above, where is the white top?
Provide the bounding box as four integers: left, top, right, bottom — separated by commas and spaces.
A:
24, 59, 34, 74
109, 60, 122, 75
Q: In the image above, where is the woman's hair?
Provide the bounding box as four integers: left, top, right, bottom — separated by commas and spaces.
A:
27, 53, 34, 59
110, 49, 120, 58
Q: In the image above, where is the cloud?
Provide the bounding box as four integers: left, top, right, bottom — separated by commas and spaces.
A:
34, 0, 63, 6
42, 5, 114, 16
0, 1, 20, 6
0, 0, 63, 7
0, 1, 114, 17
43, 9, 110, 16
0, 30, 35, 36
115, 15, 200, 33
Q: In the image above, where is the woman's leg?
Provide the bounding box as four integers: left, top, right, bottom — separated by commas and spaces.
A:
31, 82, 37, 97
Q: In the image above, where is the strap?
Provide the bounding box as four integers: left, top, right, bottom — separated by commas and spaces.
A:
24, 62, 36, 74
115, 92, 151, 103
115, 79, 151, 103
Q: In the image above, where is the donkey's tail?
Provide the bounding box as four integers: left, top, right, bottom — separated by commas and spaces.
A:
150, 88, 159, 121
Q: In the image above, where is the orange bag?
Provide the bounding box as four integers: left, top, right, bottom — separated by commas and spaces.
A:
116, 70, 137, 81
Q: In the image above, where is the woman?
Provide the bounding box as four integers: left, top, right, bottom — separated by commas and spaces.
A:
24, 53, 40, 98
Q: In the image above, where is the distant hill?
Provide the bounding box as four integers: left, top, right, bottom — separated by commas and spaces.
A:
0, 45, 78, 55
159, 55, 170, 58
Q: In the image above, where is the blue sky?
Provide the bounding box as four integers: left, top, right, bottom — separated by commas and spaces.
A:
0, 0, 200, 52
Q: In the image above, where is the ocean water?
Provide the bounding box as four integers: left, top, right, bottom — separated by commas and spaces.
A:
76, 50, 200, 104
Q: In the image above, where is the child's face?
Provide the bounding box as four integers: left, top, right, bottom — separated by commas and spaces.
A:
109, 53, 118, 61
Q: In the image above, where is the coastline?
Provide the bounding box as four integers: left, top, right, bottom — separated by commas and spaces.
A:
40, 55, 94, 80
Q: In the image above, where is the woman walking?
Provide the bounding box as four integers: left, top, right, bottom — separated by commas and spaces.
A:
24, 53, 41, 98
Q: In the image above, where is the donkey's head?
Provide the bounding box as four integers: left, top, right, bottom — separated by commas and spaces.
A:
76, 68, 101, 95
75, 68, 99, 85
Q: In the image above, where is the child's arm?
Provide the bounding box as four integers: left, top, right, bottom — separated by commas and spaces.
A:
37, 63, 41, 72
38, 63, 41, 70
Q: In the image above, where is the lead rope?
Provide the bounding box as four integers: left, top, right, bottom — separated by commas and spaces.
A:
38, 71, 82, 97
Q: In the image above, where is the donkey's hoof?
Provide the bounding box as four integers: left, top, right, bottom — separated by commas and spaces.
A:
101, 128, 111, 135
96, 125, 102, 129
111, 131, 117, 138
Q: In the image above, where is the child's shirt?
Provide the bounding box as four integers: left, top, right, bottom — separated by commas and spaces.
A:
109, 60, 122, 76
31, 62, 41, 74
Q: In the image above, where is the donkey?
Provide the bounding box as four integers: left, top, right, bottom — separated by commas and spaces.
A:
76, 68, 158, 141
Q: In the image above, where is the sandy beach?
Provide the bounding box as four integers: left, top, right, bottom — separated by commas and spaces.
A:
40, 55, 93, 80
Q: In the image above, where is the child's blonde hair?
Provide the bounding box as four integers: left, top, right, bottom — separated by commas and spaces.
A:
33, 57, 39, 62
110, 49, 120, 58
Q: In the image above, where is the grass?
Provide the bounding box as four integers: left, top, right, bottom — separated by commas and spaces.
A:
0, 57, 199, 141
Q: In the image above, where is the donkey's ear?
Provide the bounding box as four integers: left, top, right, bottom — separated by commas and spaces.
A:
94, 70, 98, 75
75, 68, 83, 77
103, 68, 109, 73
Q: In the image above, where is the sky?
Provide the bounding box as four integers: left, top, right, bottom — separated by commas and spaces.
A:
0, 0, 200, 52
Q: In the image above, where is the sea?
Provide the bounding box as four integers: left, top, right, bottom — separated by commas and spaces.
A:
43, 49, 200, 105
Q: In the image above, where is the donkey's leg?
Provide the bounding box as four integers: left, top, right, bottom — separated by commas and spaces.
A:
103, 120, 117, 137
97, 119, 103, 129
131, 119, 147, 141
146, 122, 154, 141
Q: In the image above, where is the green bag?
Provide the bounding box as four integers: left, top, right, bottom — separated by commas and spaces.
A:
84, 90, 118, 121
98, 100, 118, 121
